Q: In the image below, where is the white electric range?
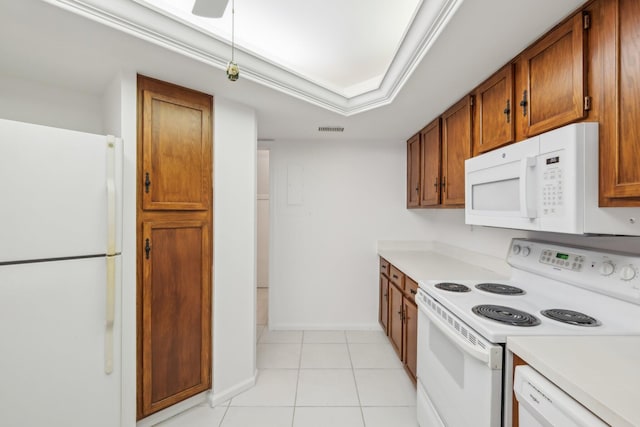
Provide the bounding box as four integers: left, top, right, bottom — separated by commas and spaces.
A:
415, 238, 640, 427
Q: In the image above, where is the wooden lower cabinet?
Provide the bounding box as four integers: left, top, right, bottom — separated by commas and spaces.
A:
378, 257, 418, 384
139, 220, 212, 417
402, 298, 418, 381
379, 274, 389, 334
388, 282, 404, 359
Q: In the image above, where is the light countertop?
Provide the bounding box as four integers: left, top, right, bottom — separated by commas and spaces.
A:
377, 240, 509, 282
508, 335, 640, 427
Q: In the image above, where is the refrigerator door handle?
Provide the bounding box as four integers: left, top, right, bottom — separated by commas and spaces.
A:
106, 136, 116, 256
105, 136, 117, 375
105, 255, 116, 374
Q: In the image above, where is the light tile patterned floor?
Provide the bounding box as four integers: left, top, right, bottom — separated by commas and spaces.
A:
157, 330, 418, 427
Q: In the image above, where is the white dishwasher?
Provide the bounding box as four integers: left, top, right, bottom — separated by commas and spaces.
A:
513, 365, 608, 427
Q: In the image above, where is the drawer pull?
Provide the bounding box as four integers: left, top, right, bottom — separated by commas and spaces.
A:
410, 289, 417, 295
393, 274, 399, 279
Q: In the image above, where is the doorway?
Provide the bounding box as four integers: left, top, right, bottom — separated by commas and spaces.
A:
257, 149, 270, 327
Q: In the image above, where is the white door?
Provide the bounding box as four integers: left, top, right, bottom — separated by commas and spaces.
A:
0, 257, 121, 427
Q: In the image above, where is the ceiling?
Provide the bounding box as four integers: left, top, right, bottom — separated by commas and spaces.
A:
137, 0, 423, 98
0, 0, 586, 142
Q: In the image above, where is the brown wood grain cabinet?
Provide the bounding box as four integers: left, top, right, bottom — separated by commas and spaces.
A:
140, 220, 211, 415
473, 64, 515, 155
137, 75, 213, 419
406, 119, 442, 208
388, 281, 404, 359
379, 257, 390, 334
598, 0, 640, 205
406, 133, 421, 208
441, 96, 473, 206
420, 118, 442, 207
378, 258, 418, 384
402, 296, 418, 382
515, 11, 589, 138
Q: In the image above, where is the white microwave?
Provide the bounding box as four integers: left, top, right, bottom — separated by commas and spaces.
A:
465, 123, 640, 235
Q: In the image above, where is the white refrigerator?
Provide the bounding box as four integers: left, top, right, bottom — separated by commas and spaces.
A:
0, 118, 123, 427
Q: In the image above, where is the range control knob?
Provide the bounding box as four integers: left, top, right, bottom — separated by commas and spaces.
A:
599, 261, 615, 276
619, 265, 637, 281
521, 247, 531, 257
512, 244, 521, 255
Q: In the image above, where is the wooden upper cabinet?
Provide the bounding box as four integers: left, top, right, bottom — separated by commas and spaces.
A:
516, 11, 588, 137
140, 78, 212, 211
474, 64, 515, 155
406, 133, 421, 208
441, 96, 473, 206
420, 118, 442, 207
600, 0, 640, 203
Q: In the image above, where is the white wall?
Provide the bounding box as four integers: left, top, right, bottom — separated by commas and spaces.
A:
210, 97, 258, 403
269, 138, 436, 330
0, 73, 103, 134
269, 138, 640, 330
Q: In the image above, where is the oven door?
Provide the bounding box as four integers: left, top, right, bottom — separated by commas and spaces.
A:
416, 290, 503, 427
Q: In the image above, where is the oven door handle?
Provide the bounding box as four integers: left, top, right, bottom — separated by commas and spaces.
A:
419, 299, 502, 370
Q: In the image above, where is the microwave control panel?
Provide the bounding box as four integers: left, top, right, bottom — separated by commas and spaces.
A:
541, 153, 563, 217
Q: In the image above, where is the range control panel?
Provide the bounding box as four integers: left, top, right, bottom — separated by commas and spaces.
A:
507, 239, 640, 304
539, 249, 585, 271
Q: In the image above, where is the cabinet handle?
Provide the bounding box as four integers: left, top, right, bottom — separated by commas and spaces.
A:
144, 172, 151, 194
433, 177, 438, 193
519, 90, 528, 117
503, 99, 511, 123
393, 274, 399, 279
410, 289, 417, 295
145, 238, 151, 260
441, 176, 446, 193
415, 186, 419, 194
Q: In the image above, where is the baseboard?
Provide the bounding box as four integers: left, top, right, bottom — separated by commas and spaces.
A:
268, 322, 381, 331
208, 372, 257, 407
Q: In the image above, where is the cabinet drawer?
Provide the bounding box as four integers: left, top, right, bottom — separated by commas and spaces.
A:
380, 257, 390, 277
389, 265, 405, 289
405, 276, 419, 299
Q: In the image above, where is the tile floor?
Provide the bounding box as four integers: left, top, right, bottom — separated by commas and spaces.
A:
158, 329, 418, 427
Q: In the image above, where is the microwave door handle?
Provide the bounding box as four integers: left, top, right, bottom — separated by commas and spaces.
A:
519, 157, 537, 219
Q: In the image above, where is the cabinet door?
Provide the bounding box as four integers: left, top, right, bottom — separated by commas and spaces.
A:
406, 134, 421, 208
518, 12, 587, 137
379, 275, 389, 335
139, 220, 212, 418
474, 64, 515, 154
441, 97, 472, 206
402, 299, 418, 383
600, 0, 640, 202
140, 78, 212, 211
388, 283, 403, 359
420, 118, 441, 206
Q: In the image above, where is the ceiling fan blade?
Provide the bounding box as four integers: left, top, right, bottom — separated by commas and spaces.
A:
192, 0, 229, 18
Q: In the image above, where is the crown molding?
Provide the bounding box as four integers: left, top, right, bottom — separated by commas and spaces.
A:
43, 0, 464, 116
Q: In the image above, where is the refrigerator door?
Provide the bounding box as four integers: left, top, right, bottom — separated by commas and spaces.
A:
0, 256, 121, 427
0, 118, 122, 263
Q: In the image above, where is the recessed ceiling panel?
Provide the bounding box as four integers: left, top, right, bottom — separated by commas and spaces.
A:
137, 0, 422, 97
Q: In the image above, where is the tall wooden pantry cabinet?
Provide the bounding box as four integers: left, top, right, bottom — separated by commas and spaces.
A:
136, 75, 213, 419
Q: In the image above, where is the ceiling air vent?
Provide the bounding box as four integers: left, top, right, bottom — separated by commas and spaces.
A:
318, 126, 344, 132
